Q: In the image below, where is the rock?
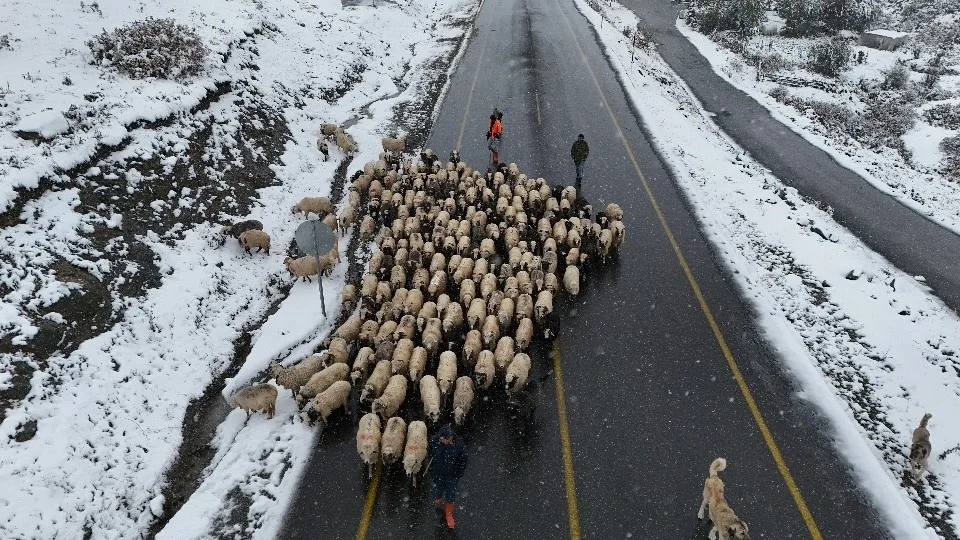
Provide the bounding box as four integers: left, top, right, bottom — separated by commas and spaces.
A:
14, 110, 69, 140
845, 269, 862, 280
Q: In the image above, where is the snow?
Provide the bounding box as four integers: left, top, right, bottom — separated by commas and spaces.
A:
867, 29, 912, 39
675, 21, 960, 237
0, 0, 479, 538
578, 0, 960, 537
13, 110, 70, 139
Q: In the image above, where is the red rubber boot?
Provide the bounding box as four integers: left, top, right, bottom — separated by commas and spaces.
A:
444, 503, 456, 529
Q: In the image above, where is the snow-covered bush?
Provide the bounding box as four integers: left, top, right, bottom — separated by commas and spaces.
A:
778, 0, 824, 37
87, 18, 208, 80
940, 135, 960, 180
768, 85, 791, 101
820, 0, 875, 32
924, 103, 960, 130
753, 52, 790, 74
880, 63, 910, 90
687, 0, 766, 37
849, 92, 917, 158
808, 37, 850, 77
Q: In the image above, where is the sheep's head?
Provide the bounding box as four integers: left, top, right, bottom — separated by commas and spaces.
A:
283, 257, 294, 268
269, 362, 283, 377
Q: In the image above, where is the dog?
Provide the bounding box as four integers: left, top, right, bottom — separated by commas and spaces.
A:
910, 413, 933, 478
698, 458, 750, 540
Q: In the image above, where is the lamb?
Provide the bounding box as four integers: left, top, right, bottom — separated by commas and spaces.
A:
293, 196, 334, 216
453, 376, 475, 426
437, 351, 458, 395
391, 338, 415, 375
380, 416, 407, 467
564, 265, 580, 296
515, 318, 534, 351
361, 360, 392, 403
474, 350, 496, 390
403, 421, 429, 486
238, 229, 271, 255
271, 354, 324, 391
295, 363, 349, 405
505, 353, 532, 395
357, 413, 382, 478
419, 374, 442, 423
302, 380, 352, 426
409, 346, 429, 382
372, 374, 408, 420
351, 346, 376, 385
226, 383, 278, 419
382, 136, 408, 153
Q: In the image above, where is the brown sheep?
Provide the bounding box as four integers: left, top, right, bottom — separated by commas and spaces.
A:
227, 383, 278, 419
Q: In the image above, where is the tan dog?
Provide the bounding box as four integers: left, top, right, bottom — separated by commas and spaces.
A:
910, 413, 933, 478
698, 458, 750, 540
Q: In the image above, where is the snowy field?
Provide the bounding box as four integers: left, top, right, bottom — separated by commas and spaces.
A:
579, 0, 960, 538
674, 19, 960, 237
0, 0, 478, 537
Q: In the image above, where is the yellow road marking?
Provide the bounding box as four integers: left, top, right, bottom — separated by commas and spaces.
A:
356, 465, 381, 540
456, 26, 490, 152
535, 91, 542, 125
554, 2, 823, 538
553, 340, 582, 540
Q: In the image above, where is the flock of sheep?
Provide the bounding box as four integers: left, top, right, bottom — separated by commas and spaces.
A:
225, 139, 626, 485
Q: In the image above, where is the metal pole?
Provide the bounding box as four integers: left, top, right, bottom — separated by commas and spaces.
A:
314, 228, 327, 317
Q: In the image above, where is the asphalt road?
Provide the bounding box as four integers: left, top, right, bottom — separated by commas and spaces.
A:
620, 0, 960, 314
278, 0, 897, 537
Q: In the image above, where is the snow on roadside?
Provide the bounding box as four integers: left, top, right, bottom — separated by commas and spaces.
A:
0, 0, 478, 538
674, 22, 960, 238
578, 1, 959, 538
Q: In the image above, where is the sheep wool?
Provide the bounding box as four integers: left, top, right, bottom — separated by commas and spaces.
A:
505, 353, 532, 395
419, 375, 442, 424
238, 229, 271, 255
227, 383, 278, 419
403, 421, 429, 487
474, 350, 496, 390
437, 351, 458, 395
373, 374, 408, 420
453, 376, 475, 426
304, 380, 352, 426
563, 265, 580, 296
295, 363, 349, 405
361, 360, 392, 403
357, 413, 382, 478
380, 416, 407, 467
271, 354, 325, 391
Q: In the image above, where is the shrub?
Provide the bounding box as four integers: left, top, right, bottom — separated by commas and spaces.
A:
941, 135, 960, 180
778, 0, 825, 37
768, 85, 791, 102
880, 63, 910, 90
757, 52, 790, 74
87, 18, 208, 80
848, 92, 917, 159
688, 0, 766, 37
821, 0, 875, 32
711, 30, 748, 54
924, 103, 960, 130
808, 38, 851, 77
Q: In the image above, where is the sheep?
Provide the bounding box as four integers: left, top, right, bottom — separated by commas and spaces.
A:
565, 247, 581, 268
295, 363, 349, 405
323, 213, 339, 231
420, 374, 442, 424
467, 297, 487, 330
382, 136, 408, 153
481, 314, 501, 349
321, 123, 341, 137
515, 318, 534, 351
428, 270, 448, 298
372, 374, 408, 420
226, 383, 278, 419
422, 317, 443, 358
505, 353, 532, 395
220, 219, 264, 247
403, 421, 429, 486
271, 354, 324, 391
339, 205, 357, 234
359, 215, 378, 240
361, 360, 392, 403
335, 128, 357, 155
390, 266, 407, 292
544, 272, 559, 294
380, 416, 407, 467
564, 265, 580, 296
437, 351, 458, 395
323, 337, 350, 366
402, 288, 425, 316
342, 284, 358, 315
496, 296, 515, 331
351, 346, 376, 385
359, 320, 379, 346
411, 268, 431, 293
357, 413, 382, 478
474, 350, 496, 390
472, 258, 489, 283
334, 314, 362, 343
480, 273, 498, 299
504, 276, 520, 300
535, 290, 554, 323
302, 380, 352, 426
409, 346, 429, 383
238, 229, 271, 255
606, 202, 624, 221
494, 336, 516, 371
394, 314, 417, 341
416, 302, 438, 329
462, 329, 483, 370
391, 338, 415, 375
293, 196, 334, 216
283, 256, 320, 282
610, 219, 625, 252
542, 249, 558, 275
453, 376, 475, 426
459, 278, 477, 306
453, 257, 474, 285
441, 302, 464, 336
599, 229, 613, 263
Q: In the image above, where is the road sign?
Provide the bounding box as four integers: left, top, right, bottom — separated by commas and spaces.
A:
294, 219, 338, 317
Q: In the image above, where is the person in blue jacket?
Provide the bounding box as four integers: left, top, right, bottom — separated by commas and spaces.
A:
429, 423, 468, 529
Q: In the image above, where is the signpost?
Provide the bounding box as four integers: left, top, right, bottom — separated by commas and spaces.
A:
294, 219, 337, 317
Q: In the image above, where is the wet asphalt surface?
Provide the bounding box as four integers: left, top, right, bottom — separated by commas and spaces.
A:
278, 0, 897, 537
623, 0, 960, 314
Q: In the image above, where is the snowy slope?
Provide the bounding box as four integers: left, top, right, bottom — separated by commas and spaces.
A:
579, 0, 960, 538
0, 0, 478, 538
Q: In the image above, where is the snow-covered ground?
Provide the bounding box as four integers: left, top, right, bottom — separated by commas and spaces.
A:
579, 0, 960, 538
0, 0, 478, 538
674, 21, 960, 237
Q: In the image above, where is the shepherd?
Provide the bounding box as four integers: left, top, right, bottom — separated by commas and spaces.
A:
486, 109, 504, 166
429, 423, 469, 529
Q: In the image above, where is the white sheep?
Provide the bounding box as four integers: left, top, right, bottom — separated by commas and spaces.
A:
419, 374, 442, 424
372, 374, 408, 420
293, 196, 334, 216
535, 290, 554, 323
380, 416, 407, 467
238, 230, 271, 255
361, 360, 392, 403
453, 376, 475, 426
302, 380, 352, 426
606, 202, 624, 221
515, 318, 534, 351
462, 329, 483, 370
335, 128, 357, 155
409, 346, 429, 382
505, 353, 532, 395
481, 314, 500, 349
564, 265, 580, 296
467, 297, 487, 330
441, 301, 464, 336
295, 363, 349, 405
226, 383, 278, 419
474, 350, 496, 390
515, 293, 534, 322
437, 351, 458, 395
351, 346, 376, 386
334, 314, 362, 343
382, 136, 408, 153
403, 421, 429, 487
494, 336, 515, 371
421, 317, 443, 359
271, 354, 324, 391
391, 338, 415, 375
357, 413, 382, 478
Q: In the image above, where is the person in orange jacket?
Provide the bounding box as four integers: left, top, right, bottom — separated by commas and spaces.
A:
486, 109, 503, 165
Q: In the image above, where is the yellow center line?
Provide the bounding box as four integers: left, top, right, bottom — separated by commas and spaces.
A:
355, 465, 381, 540
553, 341, 582, 540
554, 1, 823, 538
456, 26, 490, 152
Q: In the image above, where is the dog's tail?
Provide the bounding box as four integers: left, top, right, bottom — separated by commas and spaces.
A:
920, 413, 933, 428
709, 457, 727, 477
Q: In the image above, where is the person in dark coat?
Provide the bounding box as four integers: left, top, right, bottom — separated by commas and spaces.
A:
429, 423, 468, 529
570, 134, 589, 191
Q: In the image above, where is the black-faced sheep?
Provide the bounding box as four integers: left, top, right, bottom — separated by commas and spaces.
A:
302, 380, 352, 426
